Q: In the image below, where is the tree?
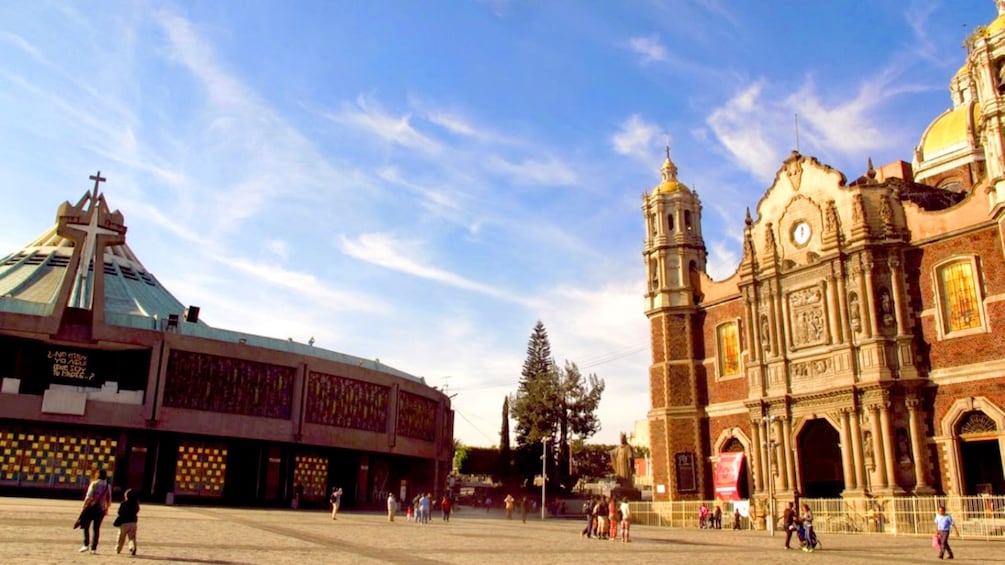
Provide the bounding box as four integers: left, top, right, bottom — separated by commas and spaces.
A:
453, 440, 470, 473
498, 396, 512, 481
511, 321, 559, 446
509, 321, 605, 493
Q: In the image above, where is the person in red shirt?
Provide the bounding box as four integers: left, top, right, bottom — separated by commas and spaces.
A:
441, 495, 453, 522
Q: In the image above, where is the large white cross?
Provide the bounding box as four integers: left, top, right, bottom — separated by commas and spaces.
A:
65, 173, 119, 309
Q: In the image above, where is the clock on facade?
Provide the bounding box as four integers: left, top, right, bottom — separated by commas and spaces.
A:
793, 221, 811, 245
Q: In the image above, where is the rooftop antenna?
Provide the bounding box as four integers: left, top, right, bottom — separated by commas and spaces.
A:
794, 113, 801, 152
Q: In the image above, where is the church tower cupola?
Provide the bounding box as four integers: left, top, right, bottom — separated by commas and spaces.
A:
642, 145, 707, 312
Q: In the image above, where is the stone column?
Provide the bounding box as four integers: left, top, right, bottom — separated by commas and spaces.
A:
869, 405, 889, 489
751, 420, 764, 493
836, 263, 851, 342
773, 419, 788, 491
826, 277, 842, 344
879, 403, 898, 490
888, 256, 907, 336
840, 410, 856, 490
906, 397, 929, 491
775, 283, 788, 355
782, 417, 796, 492
849, 408, 867, 492
863, 254, 879, 338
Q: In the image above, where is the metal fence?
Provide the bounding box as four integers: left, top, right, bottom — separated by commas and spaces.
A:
627, 496, 1005, 541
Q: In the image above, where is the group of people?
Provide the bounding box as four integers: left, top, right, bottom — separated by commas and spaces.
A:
579, 495, 631, 542
697, 503, 724, 529
74, 469, 139, 556
781, 502, 818, 552
397, 492, 453, 523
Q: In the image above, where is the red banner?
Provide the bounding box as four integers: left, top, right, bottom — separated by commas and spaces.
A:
714, 452, 744, 501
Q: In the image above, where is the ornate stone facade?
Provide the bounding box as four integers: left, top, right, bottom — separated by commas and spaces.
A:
645, 3, 1005, 501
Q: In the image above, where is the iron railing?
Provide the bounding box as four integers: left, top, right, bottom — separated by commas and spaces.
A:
627, 496, 1005, 541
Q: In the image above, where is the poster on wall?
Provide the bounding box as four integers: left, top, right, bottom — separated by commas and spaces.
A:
675, 451, 697, 493
714, 452, 745, 501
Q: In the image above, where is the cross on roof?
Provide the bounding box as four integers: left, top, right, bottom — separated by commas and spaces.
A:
89, 171, 106, 201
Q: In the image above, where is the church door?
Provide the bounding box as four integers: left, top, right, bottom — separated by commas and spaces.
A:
957, 411, 1005, 495
798, 419, 844, 498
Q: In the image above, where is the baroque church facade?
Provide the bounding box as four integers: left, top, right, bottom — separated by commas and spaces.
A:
645, 2, 1005, 502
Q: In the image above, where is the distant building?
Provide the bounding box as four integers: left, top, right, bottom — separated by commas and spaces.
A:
645, 2, 1005, 501
0, 179, 453, 506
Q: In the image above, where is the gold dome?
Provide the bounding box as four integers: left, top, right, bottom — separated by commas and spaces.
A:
920, 102, 979, 157
653, 147, 691, 194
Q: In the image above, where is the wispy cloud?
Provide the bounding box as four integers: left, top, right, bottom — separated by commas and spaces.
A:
707, 81, 785, 180
485, 155, 577, 186
326, 95, 444, 154
627, 35, 667, 64
612, 114, 661, 161
338, 232, 539, 307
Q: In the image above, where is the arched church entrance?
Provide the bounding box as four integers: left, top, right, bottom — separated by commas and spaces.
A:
958, 411, 1005, 495
721, 438, 750, 499
798, 419, 843, 498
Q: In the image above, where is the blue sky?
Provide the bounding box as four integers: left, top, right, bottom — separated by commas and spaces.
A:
0, 1, 992, 447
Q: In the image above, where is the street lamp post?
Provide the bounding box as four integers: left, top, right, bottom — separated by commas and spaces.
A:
762, 415, 777, 537
541, 437, 549, 520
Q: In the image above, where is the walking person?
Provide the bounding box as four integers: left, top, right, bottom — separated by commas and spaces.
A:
934, 505, 961, 560
330, 487, 343, 520
782, 502, 797, 550
608, 496, 618, 541
520, 496, 529, 523
799, 503, 816, 552
387, 493, 397, 522
504, 493, 515, 519
113, 488, 140, 556
619, 498, 631, 543
441, 494, 452, 522
77, 469, 112, 554
580, 497, 594, 538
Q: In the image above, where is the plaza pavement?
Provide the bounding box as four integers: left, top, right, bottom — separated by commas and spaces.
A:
1, 496, 1002, 564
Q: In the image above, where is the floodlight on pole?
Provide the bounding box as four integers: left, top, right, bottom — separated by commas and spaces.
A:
541, 437, 549, 520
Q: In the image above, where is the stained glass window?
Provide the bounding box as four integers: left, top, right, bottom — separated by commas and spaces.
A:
717, 321, 740, 378
938, 259, 981, 334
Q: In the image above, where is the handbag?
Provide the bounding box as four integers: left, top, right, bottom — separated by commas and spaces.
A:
113, 516, 124, 527
931, 533, 941, 549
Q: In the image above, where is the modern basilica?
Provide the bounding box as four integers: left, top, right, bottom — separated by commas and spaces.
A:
645, 2, 1005, 502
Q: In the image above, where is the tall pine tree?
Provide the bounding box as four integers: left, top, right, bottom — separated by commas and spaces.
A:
498, 396, 512, 481
510, 321, 605, 492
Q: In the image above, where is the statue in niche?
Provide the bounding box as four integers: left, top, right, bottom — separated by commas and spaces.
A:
896, 428, 912, 464
879, 287, 895, 327
849, 292, 862, 333
863, 430, 875, 469
760, 315, 770, 351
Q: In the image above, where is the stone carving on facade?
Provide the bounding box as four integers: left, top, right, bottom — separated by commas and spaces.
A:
825, 200, 839, 234
785, 153, 803, 191
764, 222, 777, 255
791, 357, 832, 380
789, 287, 827, 347
852, 194, 866, 225
880, 195, 894, 224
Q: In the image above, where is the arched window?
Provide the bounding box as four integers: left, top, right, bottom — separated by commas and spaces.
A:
936, 257, 985, 336
716, 321, 741, 379
684, 210, 692, 231
667, 213, 675, 232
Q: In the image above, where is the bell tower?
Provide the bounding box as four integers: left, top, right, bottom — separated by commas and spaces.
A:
643, 146, 709, 500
